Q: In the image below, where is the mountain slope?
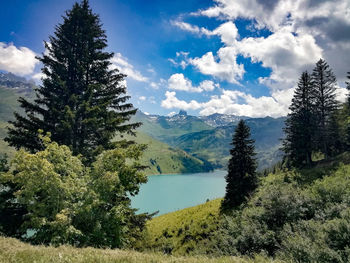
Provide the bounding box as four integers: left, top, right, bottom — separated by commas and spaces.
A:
136, 112, 286, 170
116, 132, 213, 175
132, 111, 214, 143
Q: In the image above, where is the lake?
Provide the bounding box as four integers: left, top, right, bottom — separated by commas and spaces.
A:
131, 170, 226, 216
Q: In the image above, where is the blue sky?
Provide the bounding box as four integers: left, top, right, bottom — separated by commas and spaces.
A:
1, 0, 349, 117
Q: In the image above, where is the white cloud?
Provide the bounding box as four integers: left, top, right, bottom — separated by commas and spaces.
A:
161, 89, 292, 117
161, 91, 202, 110
189, 47, 245, 84
171, 20, 213, 36
167, 73, 217, 93
110, 53, 148, 82
139, 96, 146, 101
0, 42, 39, 76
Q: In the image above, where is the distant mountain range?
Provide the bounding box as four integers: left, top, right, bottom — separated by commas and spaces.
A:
0, 72, 286, 174
132, 110, 285, 170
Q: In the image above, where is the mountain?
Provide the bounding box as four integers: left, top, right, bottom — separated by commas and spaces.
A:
0, 72, 36, 90
198, 113, 249, 127
115, 132, 213, 175
133, 111, 285, 170
133, 111, 214, 143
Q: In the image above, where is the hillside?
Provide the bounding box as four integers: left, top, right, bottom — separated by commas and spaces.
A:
144, 198, 222, 255
133, 110, 214, 142
116, 132, 213, 175
147, 115, 285, 170
0, 237, 281, 263
143, 153, 350, 261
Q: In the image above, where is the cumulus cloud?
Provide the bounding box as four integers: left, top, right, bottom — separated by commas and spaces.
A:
161, 88, 291, 117
189, 48, 245, 84
110, 53, 148, 82
0, 42, 38, 76
161, 91, 202, 110
168, 73, 218, 93
139, 96, 146, 101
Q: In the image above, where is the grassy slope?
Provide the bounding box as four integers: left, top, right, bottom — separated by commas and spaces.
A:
144, 152, 350, 258
0, 237, 281, 263
0, 87, 34, 157
145, 199, 222, 255
117, 132, 212, 175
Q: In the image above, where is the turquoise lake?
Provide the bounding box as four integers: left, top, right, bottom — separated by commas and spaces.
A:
131, 170, 226, 216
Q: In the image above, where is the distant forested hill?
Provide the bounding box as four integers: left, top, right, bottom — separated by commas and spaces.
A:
133, 111, 285, 170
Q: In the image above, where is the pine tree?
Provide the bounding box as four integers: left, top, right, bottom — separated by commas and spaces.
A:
346, 72, 350, 109
345, 72, 350, 150
283, 71, 315, 167
5, 0, 140, 163
221, 120, 257, 212
311, 59, 339, 158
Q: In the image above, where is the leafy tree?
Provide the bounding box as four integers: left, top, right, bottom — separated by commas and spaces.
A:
221, 120, 257, 211
1, 134, 149, 248
0, 154, 27, 238
5, 0, 140, 163
311, 59, 339, 157
283, 71, 315, 167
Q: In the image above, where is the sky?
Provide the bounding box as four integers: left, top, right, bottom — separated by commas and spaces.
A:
0, 0, 349, 117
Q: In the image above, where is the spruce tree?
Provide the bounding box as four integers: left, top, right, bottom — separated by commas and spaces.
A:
221, 120, 257, 212
5, 0, 140, 163
283, 71, 315, 167
346, 72, 350, 109
311, 59, 339, 157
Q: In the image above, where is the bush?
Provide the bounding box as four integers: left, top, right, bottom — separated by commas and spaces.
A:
0, 135, 149, 248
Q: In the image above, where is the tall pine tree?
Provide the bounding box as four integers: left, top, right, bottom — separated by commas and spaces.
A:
311, 59, 339, 157
283, 71, 315, 167
221, 120, 257, 212
5, 0, 140, 163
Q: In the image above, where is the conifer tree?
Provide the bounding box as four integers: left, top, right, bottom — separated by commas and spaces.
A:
311, 59, 339, 157
221, 120, 257, 211
346, 72, 350, 109
283, 71, 315, 166
5, 0, 140, 163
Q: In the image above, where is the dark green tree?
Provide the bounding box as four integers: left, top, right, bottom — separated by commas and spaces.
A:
283, 71, 315, 167
345, 72, 350, 150
5, 0, 140, 163
0, 154, 27, 238
346, 72, 350, 109
311, 59, 339, 157
221, 120, 257, 212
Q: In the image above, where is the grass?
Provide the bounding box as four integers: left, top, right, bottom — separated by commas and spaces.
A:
144, 198, 222, 255
0, 237, 283, 263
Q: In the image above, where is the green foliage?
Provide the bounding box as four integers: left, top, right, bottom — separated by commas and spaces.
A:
0, 135, 149, 248
144, 154, 350, 262
221, 120, 257, 211
311, 59, 340, 157
5, 0, 140, 164
283, 59, 343, 167
283, 71, 315, 166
